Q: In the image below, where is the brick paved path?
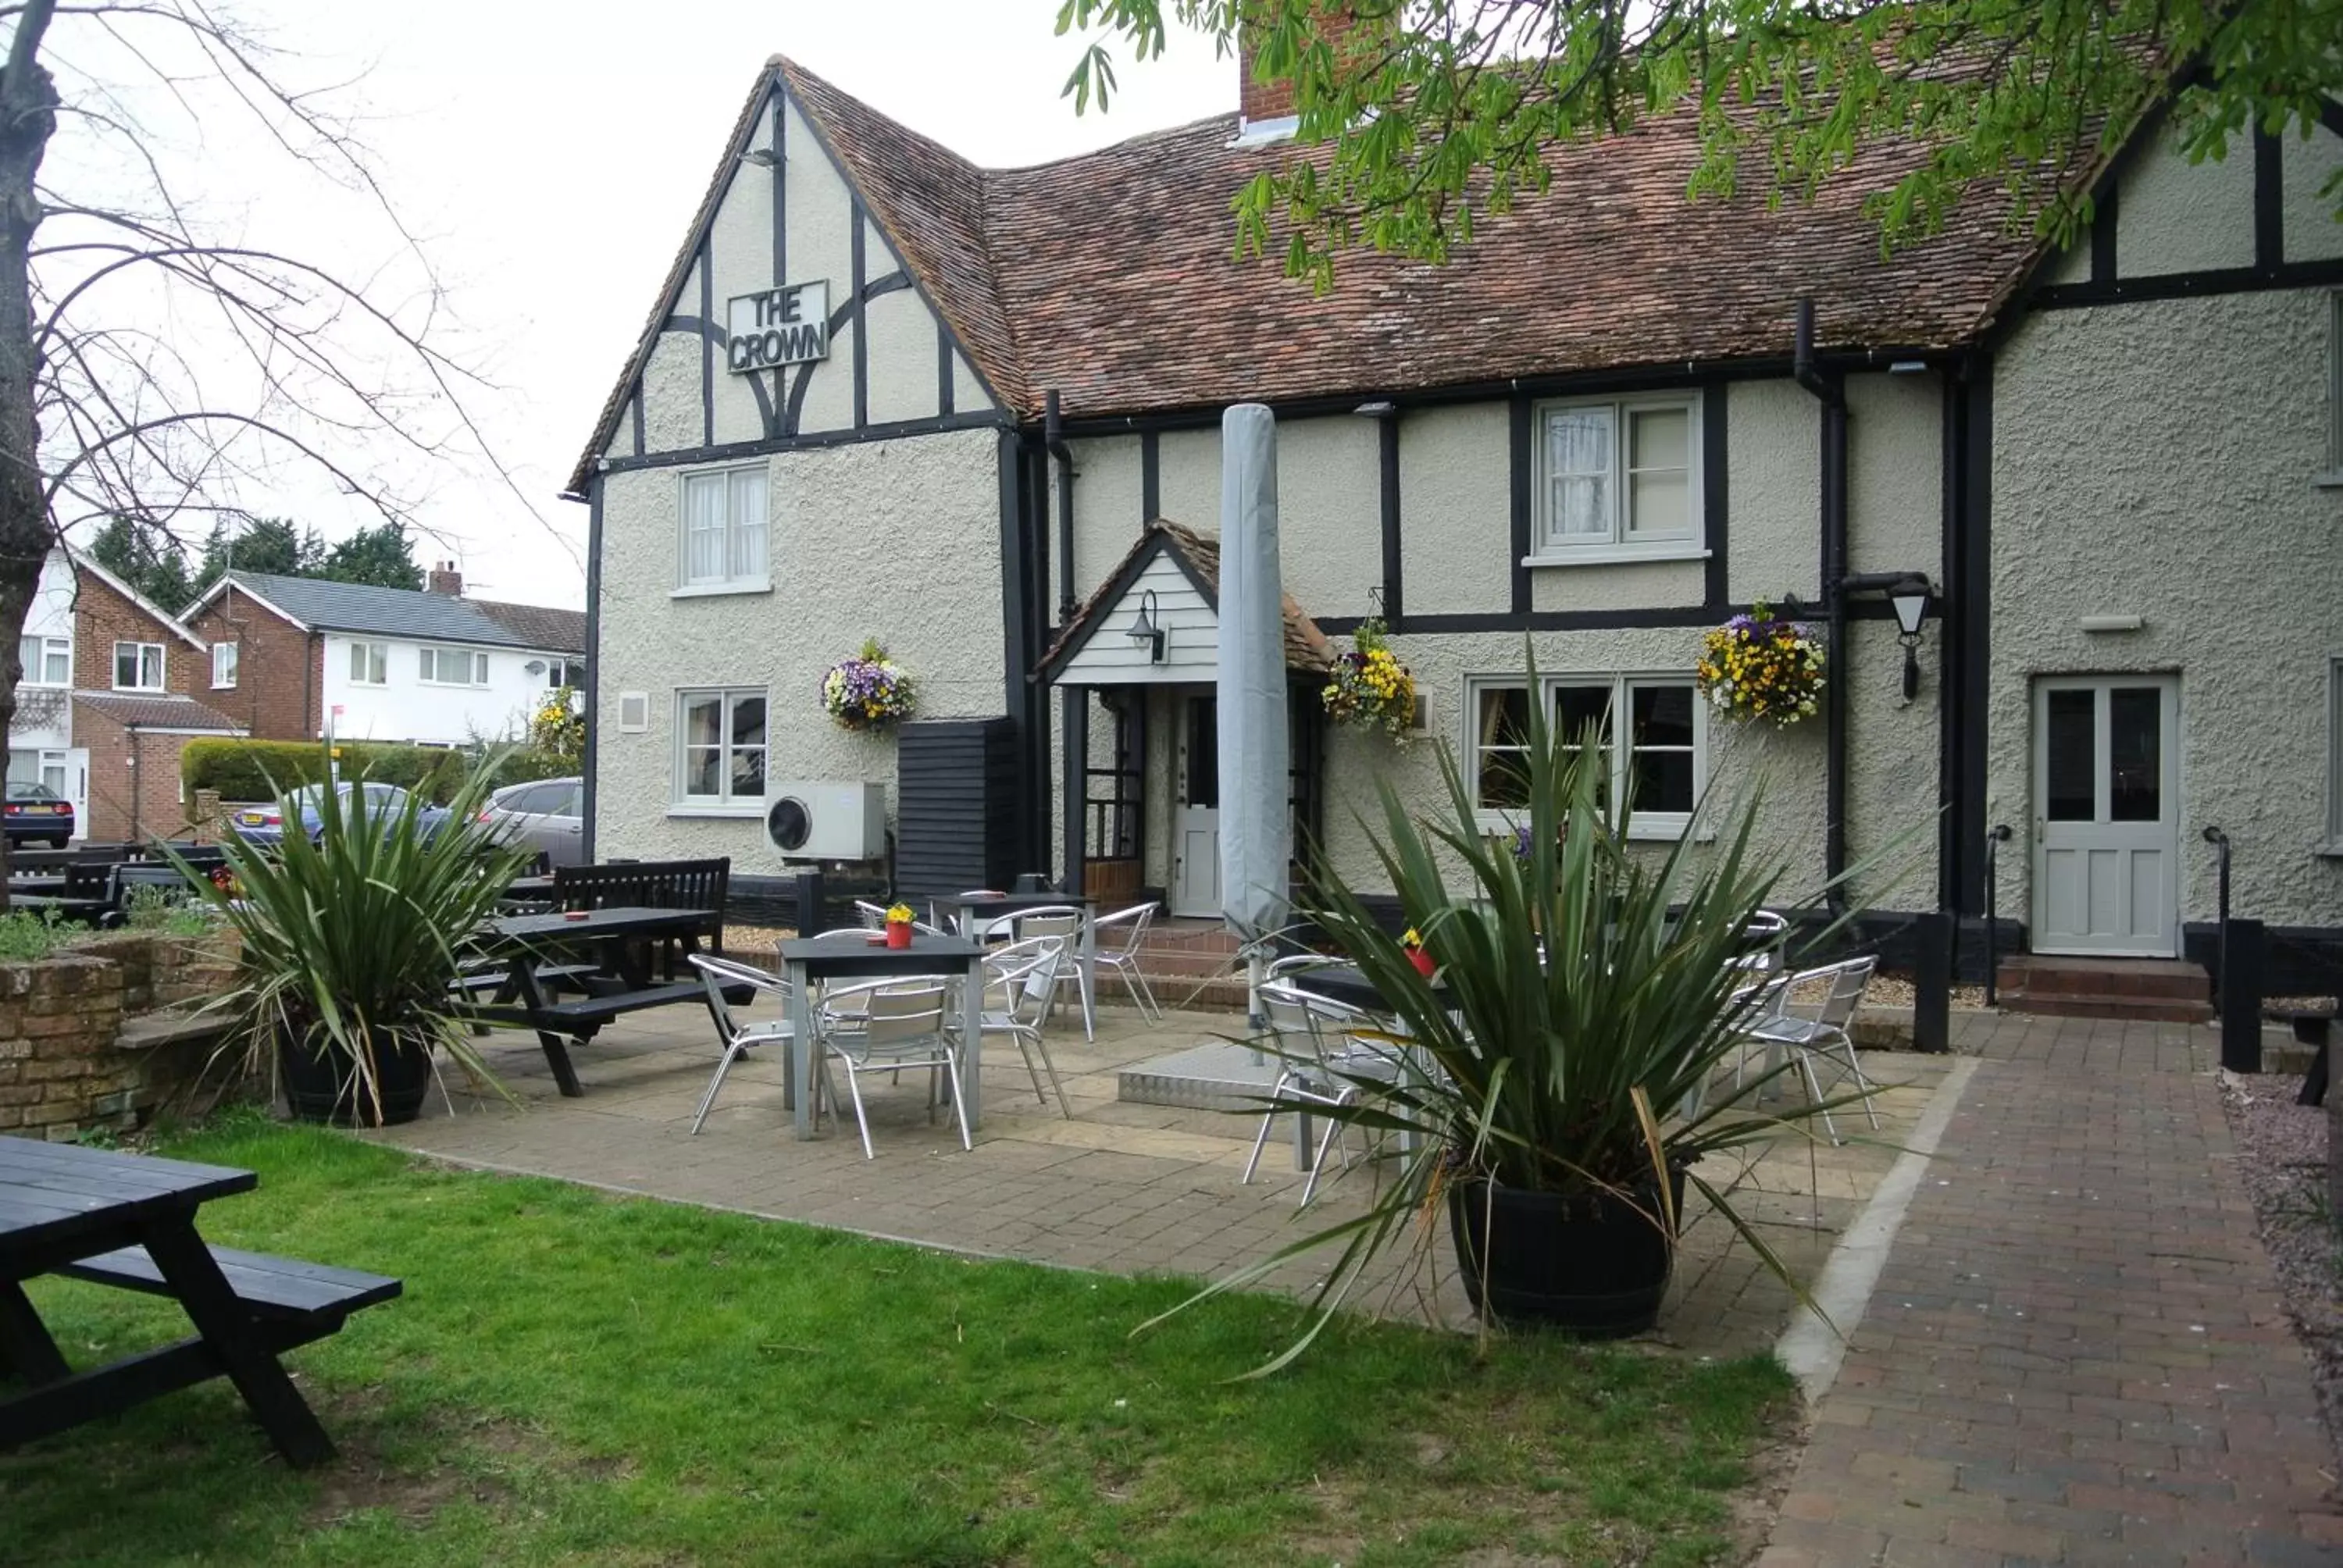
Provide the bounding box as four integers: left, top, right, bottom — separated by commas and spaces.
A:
1760, 1018, 2343, 1567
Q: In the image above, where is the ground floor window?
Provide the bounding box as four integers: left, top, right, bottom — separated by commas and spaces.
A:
6, 749, 66, 797
676, 688, 767, 807
1467, 673, 1703, 837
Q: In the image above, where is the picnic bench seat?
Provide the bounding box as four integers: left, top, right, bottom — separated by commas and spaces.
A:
450, 961, 602, 998
59, 1243, 401, 1336
464, 979, 714, 1032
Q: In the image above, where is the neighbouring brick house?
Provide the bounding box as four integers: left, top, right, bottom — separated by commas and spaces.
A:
181, 566, 586, 747
64, 556, 242, 843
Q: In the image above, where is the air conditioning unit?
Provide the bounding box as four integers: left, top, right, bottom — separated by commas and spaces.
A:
764, 781, 886, 861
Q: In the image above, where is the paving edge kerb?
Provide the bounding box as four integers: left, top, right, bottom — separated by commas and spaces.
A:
1774, 1055, 1979, 1403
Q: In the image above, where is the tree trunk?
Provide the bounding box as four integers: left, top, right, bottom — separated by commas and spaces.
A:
0, 2, 62, 908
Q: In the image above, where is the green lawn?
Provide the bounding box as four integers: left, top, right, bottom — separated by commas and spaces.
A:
1, 1116, 1792, 1566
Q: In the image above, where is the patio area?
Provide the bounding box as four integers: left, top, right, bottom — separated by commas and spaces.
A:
366, 996, 1960, 1357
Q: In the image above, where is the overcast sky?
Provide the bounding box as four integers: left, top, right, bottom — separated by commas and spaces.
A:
65, 2, 1234, 609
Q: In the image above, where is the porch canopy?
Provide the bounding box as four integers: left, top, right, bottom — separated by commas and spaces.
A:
1036, 519, 1332, 687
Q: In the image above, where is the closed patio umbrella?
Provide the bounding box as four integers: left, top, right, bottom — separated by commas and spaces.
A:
1216, 403, 1289, 1027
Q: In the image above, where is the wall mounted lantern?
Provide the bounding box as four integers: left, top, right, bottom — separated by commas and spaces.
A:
1887, 576, 1934, 701
1125, 589, 1166, 664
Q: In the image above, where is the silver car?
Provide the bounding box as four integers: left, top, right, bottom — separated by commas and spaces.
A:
481, 776, 584, 867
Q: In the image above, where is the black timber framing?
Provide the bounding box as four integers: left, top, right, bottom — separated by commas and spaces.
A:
1140, 431, 1160, 522
1701, 383, 1728, 608
996, 429, 1036, 874
601, 408, 1008, 476
1507, 394, 1532, 615
1953, 356, 1992, 914
2031, 255, 2343, 309
698, 240, 714, 447
2090, 180, 2117, 283
769, 87, 788, 437
851, 196, 868, 429
582, 480, 604, 864
1061, 686, 1088, 895
2255, 127, 2284, 269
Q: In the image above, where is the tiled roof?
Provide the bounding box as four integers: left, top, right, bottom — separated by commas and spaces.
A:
573, 57, 2059, 481
220, 573, 579, 652
471, 600, 587, 656
1040, 519, 1333, 678
71, 692, 242, 732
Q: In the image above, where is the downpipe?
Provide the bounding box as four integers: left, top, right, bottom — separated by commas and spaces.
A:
1981, 823, 2012, 1006
1044, 390, 1075, 626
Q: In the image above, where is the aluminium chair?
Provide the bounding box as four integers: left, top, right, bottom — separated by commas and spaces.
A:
814, 978, 968, 1160
1089, 901, 1163, 1023
686, 953, 795, 1135
1241, 979, 1408, 1206
1740, 957, 1881, 1144
1007, 905, 1092, 1041
976, 935, 1073, 1118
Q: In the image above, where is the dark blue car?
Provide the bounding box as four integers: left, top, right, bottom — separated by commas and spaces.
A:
229, 782, 451, 848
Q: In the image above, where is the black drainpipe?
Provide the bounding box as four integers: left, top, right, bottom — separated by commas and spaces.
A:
1044, 390, 1076, 625
1793, 299, 1852, 905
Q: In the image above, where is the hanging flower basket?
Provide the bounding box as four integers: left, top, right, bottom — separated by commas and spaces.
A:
1696, 602, 1826, 728
1321, 618, 1417, 739
822, 640, 918, 731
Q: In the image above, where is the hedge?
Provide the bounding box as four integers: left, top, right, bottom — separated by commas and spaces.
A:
181, 739, 575, 806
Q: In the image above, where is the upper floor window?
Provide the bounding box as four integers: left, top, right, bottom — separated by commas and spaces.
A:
16, 636, 68, 686
1467, 673, 1703, 838
1532, 395, 1701, 561
210, 641, 239, 689
348, 641, 387, 686
419, 647, 488, 686
677, 465, 769, 592
112, 641, 163, 692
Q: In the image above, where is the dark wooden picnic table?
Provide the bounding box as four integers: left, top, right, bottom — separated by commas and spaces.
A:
0, 1138, 398, 1467
503, 874, 557, 901
464, 906, 723, 1099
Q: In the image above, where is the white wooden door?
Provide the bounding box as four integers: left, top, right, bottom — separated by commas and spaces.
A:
1171, 694, 1220, 917
62, 749, 87, 842
2031, 677, 2180, 957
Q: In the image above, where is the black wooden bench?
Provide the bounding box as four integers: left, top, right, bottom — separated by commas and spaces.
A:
555, 858, 731, 975
466, 980, 711, 1032
59, 1243, 401, 1347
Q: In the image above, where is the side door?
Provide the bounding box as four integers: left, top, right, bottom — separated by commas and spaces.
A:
1171, 696, 1220, 917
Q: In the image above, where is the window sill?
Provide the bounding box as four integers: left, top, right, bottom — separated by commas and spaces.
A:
2316, 842, 2343, 860
670, 580, 772, 600
111, 686, 166, 695
2313, 472, 2343, 490
1471, 810, 1698, 843
665, 804, 766, 820
210, 683, 236, 692
1522, 544, 1710, 568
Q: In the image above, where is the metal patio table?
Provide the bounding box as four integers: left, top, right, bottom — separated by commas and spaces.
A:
945, 892, 1097, 1042
776, 932, 988, 1141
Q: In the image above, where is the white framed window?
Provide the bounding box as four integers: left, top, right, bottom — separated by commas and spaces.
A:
2327, 656, 2343, 852
210, 641, 239, 689
112, 640, 164, 692
16, 636, 68, 686
348, 640, 388, 686
544, 657, 587, 690
676, 465, 769, 592
1466, 673, 1705, 839
1531, 394, 1702, 561
674, 688, 767, 808
419, 646, 489, 686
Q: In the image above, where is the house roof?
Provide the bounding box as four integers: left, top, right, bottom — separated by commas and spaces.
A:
571, 55, 2061, 489
469, 600, 588, 657
71, 691, 243, 732
1039, 519, 1333, 681
199, 572, 583, 653
62, 549, 206, 651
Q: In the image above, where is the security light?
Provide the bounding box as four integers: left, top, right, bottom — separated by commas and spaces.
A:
1125, 589, 1165, 663
1888, 576, 1934, 700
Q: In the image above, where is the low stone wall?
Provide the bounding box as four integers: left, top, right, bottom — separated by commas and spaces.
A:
0, 930, 243, 1141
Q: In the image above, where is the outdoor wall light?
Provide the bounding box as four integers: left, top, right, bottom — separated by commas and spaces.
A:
1125, 589, 1166, 663
1888, 576, 1934, 701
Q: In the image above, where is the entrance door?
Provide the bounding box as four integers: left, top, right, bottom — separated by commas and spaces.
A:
1172, 695, 1220, 917
2031, 677, 2180, 957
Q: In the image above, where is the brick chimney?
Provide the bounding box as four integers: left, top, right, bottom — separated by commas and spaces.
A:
1236, 6, 1371, 139
426, 561, 463, 596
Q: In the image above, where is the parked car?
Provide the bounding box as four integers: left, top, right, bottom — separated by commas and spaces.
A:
479, 776, 584, 868
230, 782, 451, 848
2, 782, 73, 847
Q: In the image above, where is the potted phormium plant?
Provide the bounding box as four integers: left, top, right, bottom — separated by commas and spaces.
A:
1149, 657, 1867, 1365
178, 755, 534, 1128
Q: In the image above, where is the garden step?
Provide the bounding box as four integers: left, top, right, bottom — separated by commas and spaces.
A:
1996, 987, 2215, 1023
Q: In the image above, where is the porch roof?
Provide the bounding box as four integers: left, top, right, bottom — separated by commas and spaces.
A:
1037, 520, 1333, 686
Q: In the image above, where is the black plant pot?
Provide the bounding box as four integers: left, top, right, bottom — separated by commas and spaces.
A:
278, 1031, 434, 1128
1446, 1168, 1688, 1338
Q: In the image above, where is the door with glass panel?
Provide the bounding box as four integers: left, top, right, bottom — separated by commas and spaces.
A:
2031, 677, 2180, 957
1171, 694, 1219, 917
